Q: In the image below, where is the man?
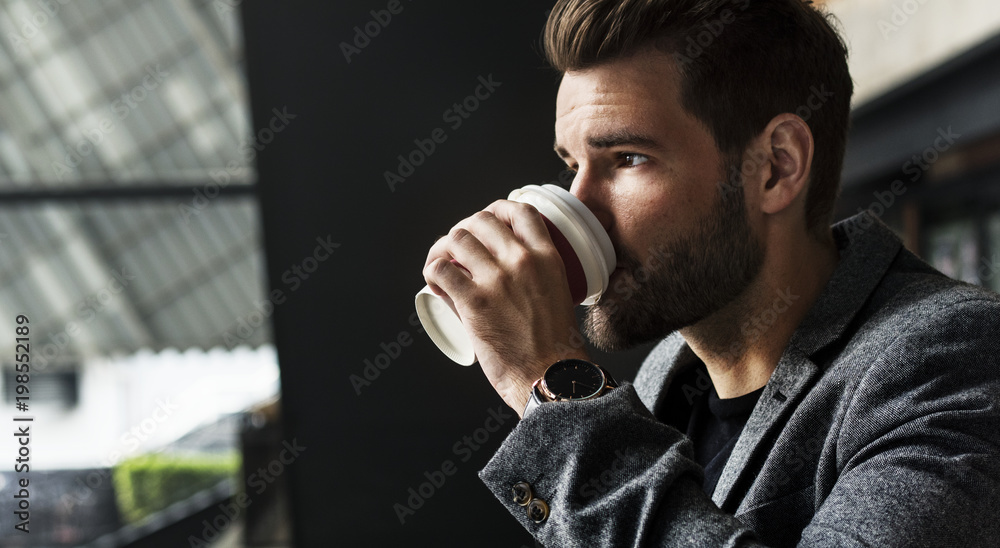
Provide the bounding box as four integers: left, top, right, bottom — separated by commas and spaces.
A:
421, 0, 1000, 545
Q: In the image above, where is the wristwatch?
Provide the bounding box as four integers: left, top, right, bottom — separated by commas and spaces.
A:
522, 359, 618, 419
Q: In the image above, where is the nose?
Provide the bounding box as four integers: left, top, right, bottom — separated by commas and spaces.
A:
570, 168, 613, 234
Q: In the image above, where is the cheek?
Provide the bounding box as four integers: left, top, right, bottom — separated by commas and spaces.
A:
648, 183, 711, 238
605, 168, 705, 255
609, 203, 663, 262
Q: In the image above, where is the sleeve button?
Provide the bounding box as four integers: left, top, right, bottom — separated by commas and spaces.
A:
512, 481, 533, 506
527, 498, 550, 523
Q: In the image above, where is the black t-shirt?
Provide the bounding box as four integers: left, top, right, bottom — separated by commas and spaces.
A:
685, 369, 765, 497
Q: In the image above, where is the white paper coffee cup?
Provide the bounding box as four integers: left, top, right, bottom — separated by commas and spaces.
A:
415, 184, 616, 365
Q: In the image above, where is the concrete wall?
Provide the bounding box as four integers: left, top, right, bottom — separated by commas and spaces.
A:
824, 0, 1000, 104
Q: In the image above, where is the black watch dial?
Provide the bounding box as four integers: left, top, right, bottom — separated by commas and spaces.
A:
543, 359, 605, 400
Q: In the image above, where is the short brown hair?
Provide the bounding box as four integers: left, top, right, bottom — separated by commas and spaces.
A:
543, 0, 853, 237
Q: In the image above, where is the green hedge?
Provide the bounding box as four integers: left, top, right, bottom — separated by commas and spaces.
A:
112, 452, 241, 523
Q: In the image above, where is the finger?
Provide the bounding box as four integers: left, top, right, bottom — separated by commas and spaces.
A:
483, 200, 554, 250
422, 257, 474, 300
454, 210, 525, 262
424, 233, 453, 270
448, 226, 502, 278
423, 232, 480, 272
427, 226, 500, 283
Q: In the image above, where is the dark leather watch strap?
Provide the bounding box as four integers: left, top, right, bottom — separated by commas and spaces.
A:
603, 368, 619, 389
522, 383, 547, 419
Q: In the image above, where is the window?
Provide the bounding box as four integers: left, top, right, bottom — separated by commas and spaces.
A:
3, 366, 79, 407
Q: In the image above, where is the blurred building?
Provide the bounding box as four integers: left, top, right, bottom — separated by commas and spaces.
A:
0, 0, 285, 545
824, 0, 1000, 293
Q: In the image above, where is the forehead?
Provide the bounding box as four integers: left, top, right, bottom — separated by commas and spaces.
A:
555, 50, 682, 127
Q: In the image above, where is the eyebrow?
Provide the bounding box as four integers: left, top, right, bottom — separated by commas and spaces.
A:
553, 130, 662, 159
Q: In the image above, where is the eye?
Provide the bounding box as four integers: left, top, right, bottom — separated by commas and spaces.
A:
621, 153, 649, 168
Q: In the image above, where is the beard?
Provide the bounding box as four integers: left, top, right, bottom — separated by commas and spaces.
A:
583, 168, 764, 351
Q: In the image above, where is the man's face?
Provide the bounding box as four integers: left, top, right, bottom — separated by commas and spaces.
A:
553, 49, 764, 350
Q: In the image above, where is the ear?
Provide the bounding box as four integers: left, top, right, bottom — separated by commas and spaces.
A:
755, 113, 814, 216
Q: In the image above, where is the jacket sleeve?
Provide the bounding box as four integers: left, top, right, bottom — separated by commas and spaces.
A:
478, 382, 766, 547
478, 298, 1000, 547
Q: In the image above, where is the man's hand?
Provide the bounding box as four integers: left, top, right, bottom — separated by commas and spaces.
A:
422, 200, 590, 416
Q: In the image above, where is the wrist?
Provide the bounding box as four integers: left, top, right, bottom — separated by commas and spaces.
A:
498, 374, 541, 419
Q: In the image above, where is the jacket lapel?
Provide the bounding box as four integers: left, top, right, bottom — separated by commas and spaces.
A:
633, 332, 698, 415
711, 346, 820, 510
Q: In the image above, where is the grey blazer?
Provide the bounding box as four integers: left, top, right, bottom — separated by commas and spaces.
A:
480, 212, 1000, 547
